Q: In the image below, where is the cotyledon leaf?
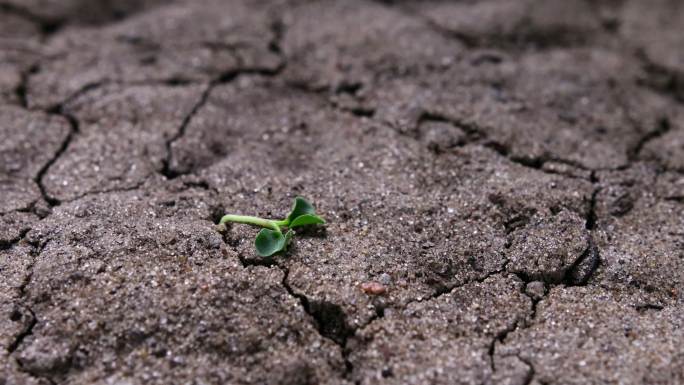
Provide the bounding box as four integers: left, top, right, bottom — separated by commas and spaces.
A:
286, 196, 317, 224
289, 213, 325, 228
255, 228, 287, 257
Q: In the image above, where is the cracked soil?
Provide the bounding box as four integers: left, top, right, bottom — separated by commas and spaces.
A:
1, 0, 684, 384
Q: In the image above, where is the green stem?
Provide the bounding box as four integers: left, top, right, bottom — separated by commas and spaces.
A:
220, 214, 281, 232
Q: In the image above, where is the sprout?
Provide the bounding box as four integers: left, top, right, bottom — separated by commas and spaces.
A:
219, 197, 325, 256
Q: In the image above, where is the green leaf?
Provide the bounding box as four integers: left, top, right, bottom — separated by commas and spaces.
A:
289, 213, 325, 228
255, 229, 286, 257
286, 196, 317, 224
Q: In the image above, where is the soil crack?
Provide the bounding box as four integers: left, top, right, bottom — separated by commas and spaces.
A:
627, 117, 671, 162
58, 178, 152, 204
0, 2, 62, 38
488, 276, 542, 385
7, 240, 49, 365
161, 53, 287, 179
0, 228, 30, 251
35, 109, 78, 207
278, 266, 355, 380
639, 59, 684, 103
487, 318, 520, 374
517, 355, 536, 385
7, 305, 36, 354
160, 82, 212, 179
222, 237, 354, 381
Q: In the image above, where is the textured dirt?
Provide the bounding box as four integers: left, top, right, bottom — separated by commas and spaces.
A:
1, 1, 683, 384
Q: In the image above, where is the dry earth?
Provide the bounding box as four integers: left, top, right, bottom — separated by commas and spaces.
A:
1, 0, 684, 384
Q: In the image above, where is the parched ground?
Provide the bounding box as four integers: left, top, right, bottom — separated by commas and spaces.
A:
1, 0, 684, 384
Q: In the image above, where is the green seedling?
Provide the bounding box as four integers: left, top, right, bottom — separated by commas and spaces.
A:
219, 197, 325, 257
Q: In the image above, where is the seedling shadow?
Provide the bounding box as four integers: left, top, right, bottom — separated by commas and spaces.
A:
294, 225, 327, 239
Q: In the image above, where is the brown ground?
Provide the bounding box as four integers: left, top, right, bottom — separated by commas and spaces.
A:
1, 1, 684, 384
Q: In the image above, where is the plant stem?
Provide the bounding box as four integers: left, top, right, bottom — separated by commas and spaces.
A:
220, 214, 281, 232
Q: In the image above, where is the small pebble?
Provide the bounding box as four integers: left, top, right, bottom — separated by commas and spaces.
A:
525, 281, 546, 301
360, 281, 387, 295
378, 273, 392, 285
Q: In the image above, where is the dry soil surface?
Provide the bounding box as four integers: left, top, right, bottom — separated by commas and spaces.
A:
1, 1, 684, 384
